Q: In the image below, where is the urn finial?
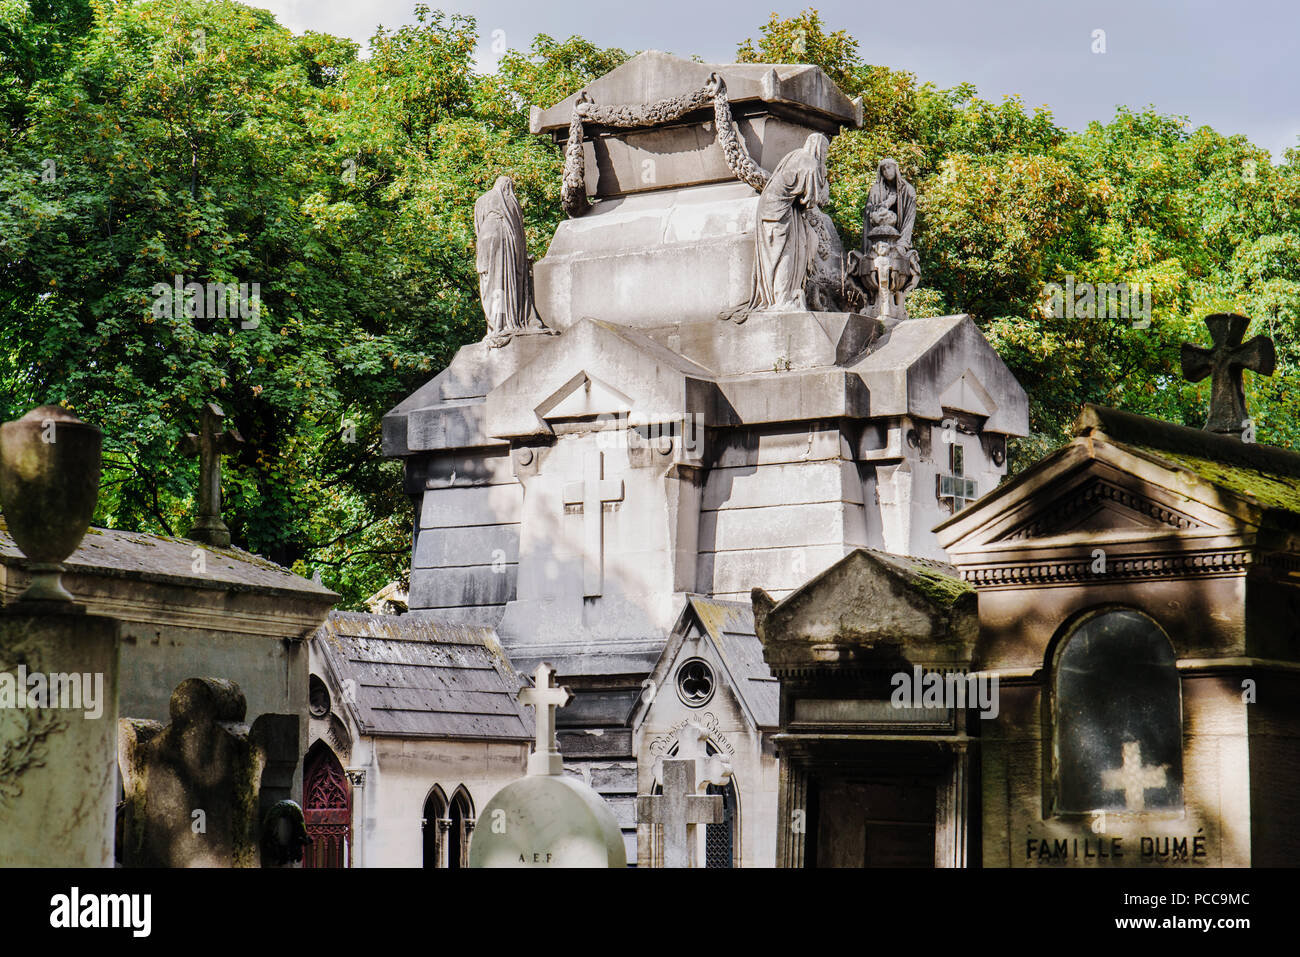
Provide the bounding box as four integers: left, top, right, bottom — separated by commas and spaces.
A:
0, 405, 102, 606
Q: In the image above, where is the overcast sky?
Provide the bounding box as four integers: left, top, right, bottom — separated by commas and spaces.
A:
254, 0, 1299, 159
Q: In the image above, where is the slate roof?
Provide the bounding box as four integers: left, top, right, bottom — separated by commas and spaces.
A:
0, 518, 336, 601
685, 595, 780, 730
313, 611, 533, 741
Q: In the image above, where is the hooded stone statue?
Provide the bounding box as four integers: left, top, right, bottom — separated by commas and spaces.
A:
723, 133, 831, 322
865, 157, 916, 248
474, 176, 549, 347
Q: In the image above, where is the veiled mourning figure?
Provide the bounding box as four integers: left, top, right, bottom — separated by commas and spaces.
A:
723, 133, 831, 322
848, 158, 922, 318
474, 176, 550, 347
866, 157, 915, 247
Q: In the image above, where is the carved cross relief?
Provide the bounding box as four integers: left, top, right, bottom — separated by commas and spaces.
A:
563, 450, 624, 597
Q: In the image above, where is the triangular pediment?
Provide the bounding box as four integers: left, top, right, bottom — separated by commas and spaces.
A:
851, 315, 1028, 436
936, 437, 1258, 559
991, 475, 1204, 544
939, 368, 996, 420
536, 372, 634, 421
486, 317, 725, 440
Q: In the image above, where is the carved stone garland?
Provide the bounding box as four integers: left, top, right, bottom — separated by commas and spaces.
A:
562, 73, 769, 217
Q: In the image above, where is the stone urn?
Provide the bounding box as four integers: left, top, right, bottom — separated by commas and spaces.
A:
0, 405, 102, 604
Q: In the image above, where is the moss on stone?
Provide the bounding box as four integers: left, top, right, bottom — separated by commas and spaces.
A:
1136, 446, 1300, 515
908, 566, 974, 606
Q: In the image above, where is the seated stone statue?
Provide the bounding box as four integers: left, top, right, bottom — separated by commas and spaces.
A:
847, 158, 922, 319
474, 176, 552, 347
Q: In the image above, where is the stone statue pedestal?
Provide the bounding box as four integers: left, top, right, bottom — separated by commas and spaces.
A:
0, 608, 119, 867
535, 182, 761, 330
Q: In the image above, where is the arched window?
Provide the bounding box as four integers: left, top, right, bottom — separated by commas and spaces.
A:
303, 741, 350, 868
448, 787, 475, 869
422, 786, 447, 868
1053, 608, 1183, 815
705, 779, 738, 868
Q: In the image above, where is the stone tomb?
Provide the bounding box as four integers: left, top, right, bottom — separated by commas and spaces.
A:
119, 678, 296, 867
384, 53, 1027, 855
631, 595, 779, 866
935, 402, 1300, 867
470, 664, 625, 867
753, 548, 980, 867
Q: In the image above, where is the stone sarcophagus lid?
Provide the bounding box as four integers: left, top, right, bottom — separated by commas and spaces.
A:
529, 50, 863, 201
528, 51, 862, 330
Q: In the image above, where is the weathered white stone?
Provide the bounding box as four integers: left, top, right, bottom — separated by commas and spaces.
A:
408, 564, 517, 608
702, 459, 863, 511
413, 524, 520, 568
419, 484, 524, 529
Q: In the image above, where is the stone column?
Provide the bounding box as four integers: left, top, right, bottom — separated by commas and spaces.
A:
437, 817, 452, 868
935, 744, 969, 868
345, 768, 366, 868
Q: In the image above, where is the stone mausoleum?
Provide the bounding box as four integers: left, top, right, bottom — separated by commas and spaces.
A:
382, 52, 1028, 865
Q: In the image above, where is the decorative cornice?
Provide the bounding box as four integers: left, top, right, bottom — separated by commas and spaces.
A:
996, 479, 1201, 542
961, 549, 1251, 588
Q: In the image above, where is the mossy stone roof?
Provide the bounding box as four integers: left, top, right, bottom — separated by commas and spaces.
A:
1075, 404, 1300, 518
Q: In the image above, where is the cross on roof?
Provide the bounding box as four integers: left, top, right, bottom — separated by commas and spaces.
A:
1101, 740, 1168, 812
517, 662, 573, 776
563, 451, 624, 597
184, 402, 244, 547
637, 757, 723, 868
1180, 313, 1276, 435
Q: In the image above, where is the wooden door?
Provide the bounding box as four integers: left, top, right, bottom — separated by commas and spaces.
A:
816, 775, 936, 868
303, 744, 350, 868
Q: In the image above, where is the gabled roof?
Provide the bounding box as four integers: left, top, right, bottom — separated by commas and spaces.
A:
935, 403, 1300, 556
849, 314, 1029, 435
638, 595, 778, 732
313, 612, 533, 742
486, 318, 723, 440
1074, 404, 1300, 516
752, 548, 978, 674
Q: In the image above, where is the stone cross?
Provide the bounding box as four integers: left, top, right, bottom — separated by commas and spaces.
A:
637, 757, 723, 868
517, 662, 573, 776
1101, 741, 1168, 812
184, 402, 245, 547
119, 677, 288, 867
657, 720, 733, 790
1180, 313, 1276, 435
563, 451, 624, 597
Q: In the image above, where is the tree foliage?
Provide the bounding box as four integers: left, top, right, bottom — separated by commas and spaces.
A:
2, 4, 1296, 606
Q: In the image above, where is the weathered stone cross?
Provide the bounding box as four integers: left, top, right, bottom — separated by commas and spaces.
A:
517, 662, 573, 776
184, 402, 244, 547
1180, 313, 1276, 435
563, 451, 624, 597
638, 757, 723, 868
1101, 740, 1168, 812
